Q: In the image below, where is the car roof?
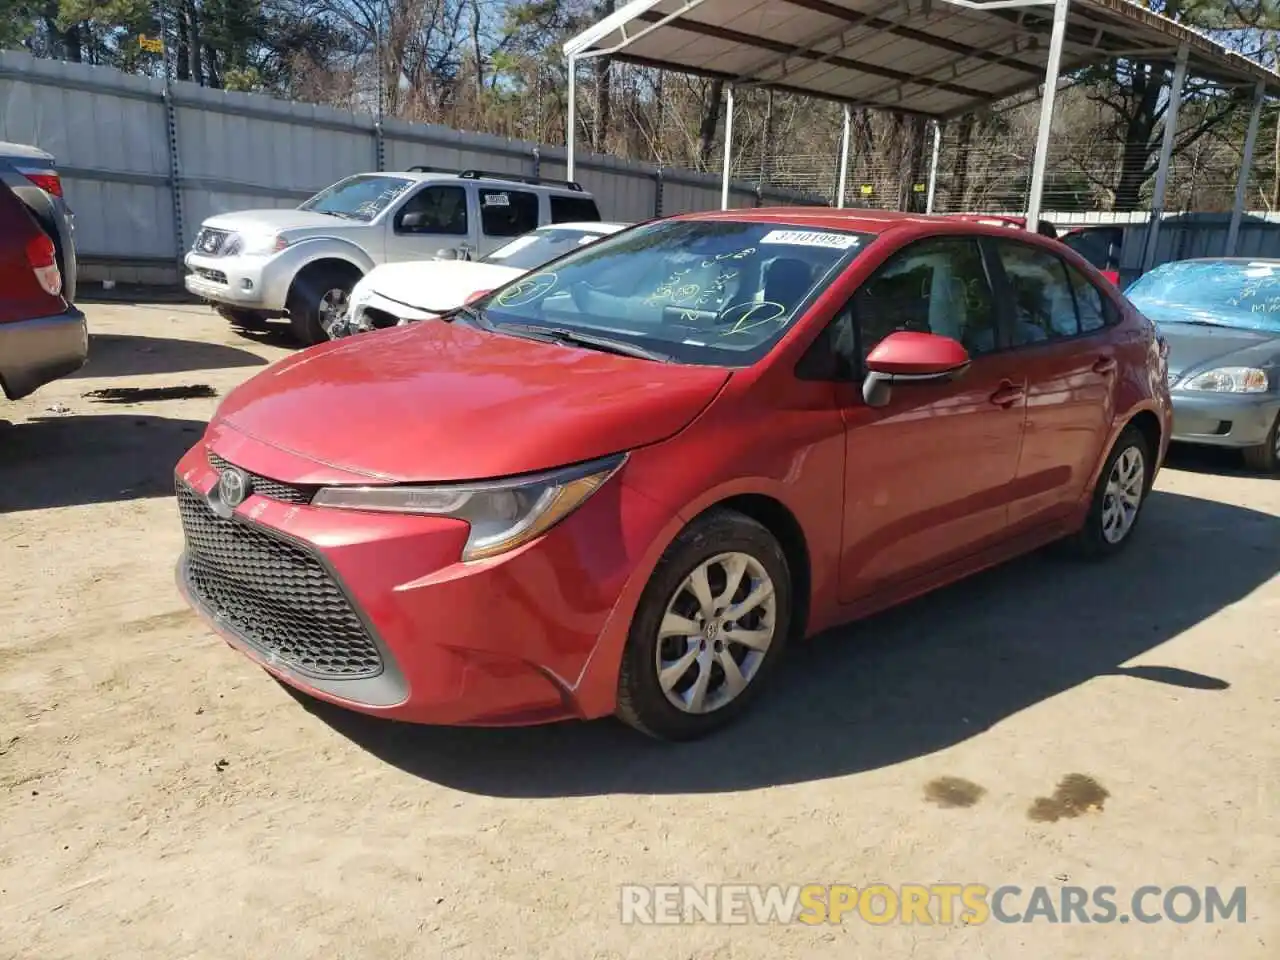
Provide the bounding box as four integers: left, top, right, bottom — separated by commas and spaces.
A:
379, 170, 593, 197
0, 140, 55, 163
667, 206, 1066, 243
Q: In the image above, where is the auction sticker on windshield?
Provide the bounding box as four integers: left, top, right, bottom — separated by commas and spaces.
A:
760, 229, 861, 249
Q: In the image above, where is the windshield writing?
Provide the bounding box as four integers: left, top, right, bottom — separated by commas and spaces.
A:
300, 175, 413, 222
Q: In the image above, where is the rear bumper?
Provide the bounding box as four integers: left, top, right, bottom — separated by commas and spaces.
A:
0, 306, 88, 400
1170, 391, 1280, 449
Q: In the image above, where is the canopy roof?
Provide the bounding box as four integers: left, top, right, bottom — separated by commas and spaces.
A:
564, 0, 1279, 120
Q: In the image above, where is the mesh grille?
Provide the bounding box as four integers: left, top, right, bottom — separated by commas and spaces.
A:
177, 482, 384, 680
207, 450, 316, 505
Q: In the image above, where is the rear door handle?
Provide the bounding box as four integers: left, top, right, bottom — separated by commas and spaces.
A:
1092, 356, 1117, 375
989, 380, 1024, 408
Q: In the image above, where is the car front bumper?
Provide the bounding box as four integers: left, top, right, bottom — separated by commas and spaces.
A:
172, 440, 670, 726
0, 305, 88, 400
183, 251, 288, 311
1169, 390, 1280, 449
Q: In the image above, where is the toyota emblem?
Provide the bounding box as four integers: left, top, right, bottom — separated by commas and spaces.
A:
218, 467, 250, 507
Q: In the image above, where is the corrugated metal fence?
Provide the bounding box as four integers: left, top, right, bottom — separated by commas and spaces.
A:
0, 51, 824, 285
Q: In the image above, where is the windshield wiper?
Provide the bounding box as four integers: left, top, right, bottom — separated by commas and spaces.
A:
501, 324, 671, 363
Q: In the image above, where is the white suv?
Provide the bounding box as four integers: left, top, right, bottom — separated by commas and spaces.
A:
183, 168, 602, 344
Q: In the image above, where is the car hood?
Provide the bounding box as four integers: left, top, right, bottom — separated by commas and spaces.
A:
360, 260, 525, 312
1137, 299, 1280, 379
201, 208, 351, 233
211, 322, 731, 482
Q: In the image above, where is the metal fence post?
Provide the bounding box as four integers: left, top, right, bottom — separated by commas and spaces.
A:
531, 146, 542, 179
374, 120, 385, 172
654, 166, 665, 218
156, 0, 185, 270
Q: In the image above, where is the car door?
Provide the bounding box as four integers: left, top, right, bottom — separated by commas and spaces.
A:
476, 186, 541, 258
384, 183, 476, 262
987, 238, 1117, 534
833, 235, 1030, 602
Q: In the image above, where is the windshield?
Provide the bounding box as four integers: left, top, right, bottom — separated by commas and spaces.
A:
481, 227, 613, 271
476, 219, 870, 365
1126, 259, 1280, 332
299, 175, 414, 222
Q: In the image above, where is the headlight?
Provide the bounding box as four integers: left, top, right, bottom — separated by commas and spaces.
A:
225, 232, 289, 256
1181, 367, 1268, 394
310, 455, 625, 561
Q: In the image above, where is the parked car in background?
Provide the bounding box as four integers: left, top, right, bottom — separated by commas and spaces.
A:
183, 168, 602, 345
338, 221, 629, 336
0, 176, 87, 400
0, 143, 77, 303
946, 214, 1059, 239
1126, 257, 1280, 472
1059, 225, 1124, 286
175, 208, 1169, 741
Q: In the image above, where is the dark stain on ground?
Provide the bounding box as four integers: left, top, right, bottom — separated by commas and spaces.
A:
83, 384, 217, 403
1028, 774, 1110, 822
924, 776, 987, 808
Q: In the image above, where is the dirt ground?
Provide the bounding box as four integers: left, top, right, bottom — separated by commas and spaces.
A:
1, 302, 1277, 960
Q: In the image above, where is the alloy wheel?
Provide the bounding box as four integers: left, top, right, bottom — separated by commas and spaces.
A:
655, 552, 777, 715
318, 287, 350, 337
1101, 445, 1145, 544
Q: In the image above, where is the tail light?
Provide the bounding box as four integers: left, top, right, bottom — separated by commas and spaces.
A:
22, 171, 63, 198
25, 232, 63, 297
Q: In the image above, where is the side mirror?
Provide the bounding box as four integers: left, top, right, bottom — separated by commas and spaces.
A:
433, 247, 459, 261
862, 331, 970, 408
400, 211, 428, 231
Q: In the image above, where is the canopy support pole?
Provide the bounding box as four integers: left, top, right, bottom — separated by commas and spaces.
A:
925, 120, 943, 214
567, 55, 578, 181
721, 83, 735, 210
1143, 43, 1189, 272
1025, 0, 1069, 232
837, 106, 851, 208
1226, 80, 1266, 256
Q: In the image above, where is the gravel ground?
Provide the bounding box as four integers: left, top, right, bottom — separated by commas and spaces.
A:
1, 302, 1276, 959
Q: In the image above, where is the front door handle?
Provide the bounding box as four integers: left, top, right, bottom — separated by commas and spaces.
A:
1092, 356, 1117, 375
989, 380, 1024, 408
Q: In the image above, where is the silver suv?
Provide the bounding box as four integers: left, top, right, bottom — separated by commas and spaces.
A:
184, 168, 601, 344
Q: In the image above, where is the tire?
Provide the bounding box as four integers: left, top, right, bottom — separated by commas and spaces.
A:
1061, 424, 1153, 560
287, 264, 361, 346
1241, 412, 1280, 474
616, 508, 792, 741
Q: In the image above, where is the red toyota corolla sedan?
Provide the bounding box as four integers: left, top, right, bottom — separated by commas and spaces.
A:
175, 209, 1171, 740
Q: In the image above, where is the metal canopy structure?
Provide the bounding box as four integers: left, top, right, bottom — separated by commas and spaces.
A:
563, 0, 1280, 259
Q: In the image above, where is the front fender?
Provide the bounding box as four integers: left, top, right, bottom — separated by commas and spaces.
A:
262, 238, 377, 308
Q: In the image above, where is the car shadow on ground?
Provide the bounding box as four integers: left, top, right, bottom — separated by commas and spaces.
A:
0, 414, 203, 512
1163, 443, 1273, 479
228, 320, 302, 350
296, 490, 1274, 796
68, 333, 267, 379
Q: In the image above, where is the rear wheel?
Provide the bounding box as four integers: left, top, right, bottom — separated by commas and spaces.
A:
1241, 412, 1280, 474
1062, 424, 1152, 559
287, 263, 361, 345
616, 509, 792, 741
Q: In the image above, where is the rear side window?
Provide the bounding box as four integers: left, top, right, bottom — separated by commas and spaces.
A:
1065, 263, 1109, 333
480, 189, 539, 238
550, 195, 601, 223
995, 241, 1079, 344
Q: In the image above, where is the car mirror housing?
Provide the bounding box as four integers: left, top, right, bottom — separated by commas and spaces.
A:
862, 331, 971, 408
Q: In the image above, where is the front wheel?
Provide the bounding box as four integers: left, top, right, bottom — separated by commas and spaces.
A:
1062, 425, 1152, 559
287, 265, 360, 345
616, 509, 792, 741
1241, 412, 1280, 474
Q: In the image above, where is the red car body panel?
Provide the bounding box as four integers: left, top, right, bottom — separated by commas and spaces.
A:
176, 208, 1171, 727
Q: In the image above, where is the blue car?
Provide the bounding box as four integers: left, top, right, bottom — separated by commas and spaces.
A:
1126, 258, 1280, 472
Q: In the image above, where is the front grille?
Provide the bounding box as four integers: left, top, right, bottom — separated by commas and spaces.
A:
194, 227, 230, 255
177, 483, 384, 680
194, 267, 228, 285
207, 451, 316, 505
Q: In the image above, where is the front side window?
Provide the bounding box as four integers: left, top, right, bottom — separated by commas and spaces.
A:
479, 189, 539, 238
996, 241, 1080, 344
299, 175, 414, 222
395, 185, 468, 235
853, 237, 999, 359
478, 220, 870, 366
482, 227, 614, 272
